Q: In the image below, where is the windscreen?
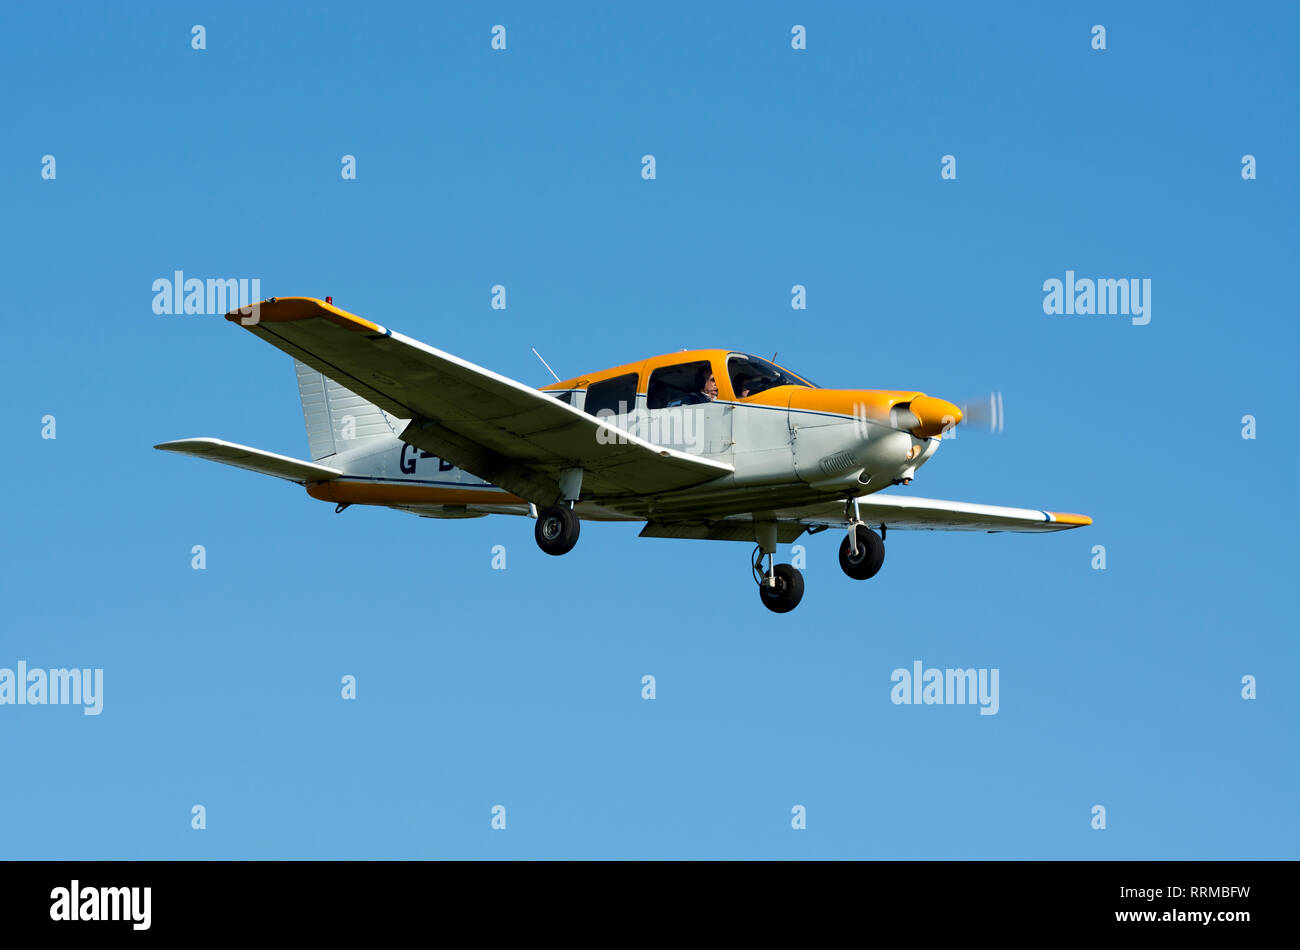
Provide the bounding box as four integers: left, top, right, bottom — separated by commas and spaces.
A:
727, 354, 817, 397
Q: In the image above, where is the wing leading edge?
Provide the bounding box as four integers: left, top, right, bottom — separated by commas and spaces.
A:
792, 493, 1092, 533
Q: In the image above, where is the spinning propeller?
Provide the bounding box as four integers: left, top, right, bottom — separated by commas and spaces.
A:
949, 391, 1005, 438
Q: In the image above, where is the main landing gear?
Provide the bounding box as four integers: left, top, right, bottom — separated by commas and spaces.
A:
535, 504, 580, 556
753, 546, 804, 613
534, 467, 584, 557
753, 520, 804, 613
838, 498, 886, 580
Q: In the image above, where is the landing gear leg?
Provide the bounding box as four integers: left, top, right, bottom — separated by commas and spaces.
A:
838, 496, 885, 581
535, 468, 584, 556
752, 520, 804, 613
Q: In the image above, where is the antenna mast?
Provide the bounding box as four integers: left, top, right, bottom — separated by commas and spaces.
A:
531, 346, 561, 383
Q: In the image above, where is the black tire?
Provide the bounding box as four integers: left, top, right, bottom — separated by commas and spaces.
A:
758, 563, 805, 613
535, 505, 580, 556
839, 525, 885, 580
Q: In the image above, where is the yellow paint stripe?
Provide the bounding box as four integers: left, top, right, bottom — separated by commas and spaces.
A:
1048, 511, 1093, 527
223, 296, 383, 334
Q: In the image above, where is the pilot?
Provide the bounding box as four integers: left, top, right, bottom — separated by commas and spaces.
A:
669, 366, 718, 406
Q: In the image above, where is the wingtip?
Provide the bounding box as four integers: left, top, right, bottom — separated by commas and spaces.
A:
155, 438, 222, 453
221, 296, 384, 334
1049, 511, 1093, 527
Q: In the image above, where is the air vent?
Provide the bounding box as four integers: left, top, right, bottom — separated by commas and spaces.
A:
819, 449, 861, 476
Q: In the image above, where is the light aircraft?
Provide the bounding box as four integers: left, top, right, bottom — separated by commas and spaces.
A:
157, 297, 1090, 613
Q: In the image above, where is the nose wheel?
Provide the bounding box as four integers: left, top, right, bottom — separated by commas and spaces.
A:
752, 545, 804, 613
839, 524, 885, 579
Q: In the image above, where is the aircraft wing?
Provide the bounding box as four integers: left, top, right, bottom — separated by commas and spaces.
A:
791, 493, 1092, 533
224, 297, 733, 504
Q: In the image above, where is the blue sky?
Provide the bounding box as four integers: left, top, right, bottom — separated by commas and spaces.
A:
1, 1, 1295, 858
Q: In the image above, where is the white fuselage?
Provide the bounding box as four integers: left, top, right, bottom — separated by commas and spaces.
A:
322, 393, 941, 523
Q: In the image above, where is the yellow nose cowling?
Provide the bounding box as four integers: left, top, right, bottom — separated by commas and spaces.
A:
907, 395, 963, 438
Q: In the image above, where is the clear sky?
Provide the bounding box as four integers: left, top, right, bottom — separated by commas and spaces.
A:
1, 1, 1295, 858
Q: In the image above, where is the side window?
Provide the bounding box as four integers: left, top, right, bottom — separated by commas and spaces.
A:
549, 390, 573, 405
647, 360, 714, 409
583, 373, 638, 419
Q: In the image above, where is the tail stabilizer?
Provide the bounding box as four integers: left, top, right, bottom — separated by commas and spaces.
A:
154, 438, 342, 484
295, 359, 404, 461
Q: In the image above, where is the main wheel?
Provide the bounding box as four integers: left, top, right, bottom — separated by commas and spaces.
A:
535, 505, 580, 556
758, 563, 805, 613
839, 525, 885, 580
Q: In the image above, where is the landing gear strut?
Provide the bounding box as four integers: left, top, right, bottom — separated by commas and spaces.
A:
838, 498, 885, 580
534, 468, 584, 556
752, 542, 804, 614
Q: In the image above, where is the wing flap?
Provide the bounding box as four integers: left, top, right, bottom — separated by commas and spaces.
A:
639, 520, 806, 543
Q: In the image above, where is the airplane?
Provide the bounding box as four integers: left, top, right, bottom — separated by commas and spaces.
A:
156, 296, 1091, 613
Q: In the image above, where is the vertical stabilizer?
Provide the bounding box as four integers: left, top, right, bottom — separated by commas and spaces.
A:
294, 359, 402, 461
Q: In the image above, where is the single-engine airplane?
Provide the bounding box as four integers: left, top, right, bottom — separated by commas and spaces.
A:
157, 297, 1090, 612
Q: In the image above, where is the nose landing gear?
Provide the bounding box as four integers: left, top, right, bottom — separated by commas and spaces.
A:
838, 497, 886, 580
839, 524, 885, 579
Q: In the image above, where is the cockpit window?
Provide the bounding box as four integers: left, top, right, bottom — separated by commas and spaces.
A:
727, 354, 816, 398
647, 360, 714, 409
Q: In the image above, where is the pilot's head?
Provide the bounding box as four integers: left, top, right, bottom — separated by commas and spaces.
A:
695, 366, 717, 400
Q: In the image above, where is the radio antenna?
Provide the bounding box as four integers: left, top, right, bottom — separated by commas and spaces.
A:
531, 346, 561, 383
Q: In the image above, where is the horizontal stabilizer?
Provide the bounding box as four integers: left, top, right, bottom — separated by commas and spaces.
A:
154, 438, 342, 484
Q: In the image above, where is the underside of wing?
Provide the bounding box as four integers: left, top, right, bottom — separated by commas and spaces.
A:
225, 297, 733, 505
787, 492, 1092, 533
634, 493, 1089, 544
639, 520, 807, 543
